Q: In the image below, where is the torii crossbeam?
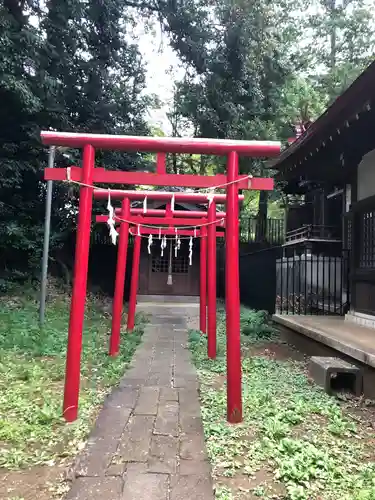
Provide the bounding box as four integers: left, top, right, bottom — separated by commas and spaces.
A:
41, 131, 280, 424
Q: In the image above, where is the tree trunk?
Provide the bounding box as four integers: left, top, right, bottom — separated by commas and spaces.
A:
172, 154, 178, 174
328, 0, 337, 69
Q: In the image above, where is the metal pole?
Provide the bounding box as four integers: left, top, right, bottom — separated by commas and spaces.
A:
110, 197, 130, 356
207, 201, 217, 359
63, 145, 95, 422
226, 151, 242, 423
39, 146, 56, 326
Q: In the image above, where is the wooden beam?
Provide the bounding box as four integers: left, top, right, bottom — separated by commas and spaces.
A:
41, 131, 281, 157
95, 215, 225, 226
115, 208, 227, 218
44, 166, 274, 190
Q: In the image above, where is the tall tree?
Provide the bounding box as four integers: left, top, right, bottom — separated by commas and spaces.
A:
307, 0, 375, 100
0, 1, 46, 281
163, 0, 300, 228
0, 0, 153, 282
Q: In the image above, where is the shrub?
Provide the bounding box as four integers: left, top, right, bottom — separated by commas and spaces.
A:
240, 308, 275, 340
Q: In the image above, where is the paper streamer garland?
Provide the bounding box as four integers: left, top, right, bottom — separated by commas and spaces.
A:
106, 190, 119, 245
161, 235, 167, 256
174, 229, 181, 257
188, 236, 193, 265
147, 234, 153, 254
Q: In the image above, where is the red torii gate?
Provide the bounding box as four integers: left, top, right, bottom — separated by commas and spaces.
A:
41, 131, 280, 424
95, 204, 226, 358
94, 190, 243, 353
93, 191, 237, 362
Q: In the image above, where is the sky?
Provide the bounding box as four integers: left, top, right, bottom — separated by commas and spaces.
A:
135, 23, 183, 134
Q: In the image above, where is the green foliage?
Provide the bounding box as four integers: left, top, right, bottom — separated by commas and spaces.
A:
0, 0, 153, 282
0, 285, 147, 469
166, 0, 375, 139
189, 308, 375, 499
156, 0, 375, 218
155, 0, 308, 220
240, 308, 275, 341
172, 0, 297, 142
306, 0, 375, 101
277, 76, 327, 131
2, 0, 375, 281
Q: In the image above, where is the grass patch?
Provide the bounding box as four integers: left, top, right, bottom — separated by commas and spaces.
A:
0, 284, 147, 470
189, 308, 375, 500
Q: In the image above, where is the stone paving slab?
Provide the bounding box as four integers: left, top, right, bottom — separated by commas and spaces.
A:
134, 387, 160, 415
64, 302, 214, 500
66, 476, 123, 500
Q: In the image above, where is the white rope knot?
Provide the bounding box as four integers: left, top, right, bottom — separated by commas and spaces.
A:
137, 224, 141, 236
247, 173, 253, 188
143, 196, 147, 214
207, 189, 215, 206
188, 236, 193, 266
147, 234, 153, 254
171, 194, 175, 212
106, 189, 119, 245
66, 167, 71, 182
194, 228, 197, 238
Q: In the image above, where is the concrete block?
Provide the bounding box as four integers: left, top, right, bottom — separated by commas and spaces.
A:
309, 356, 362, 396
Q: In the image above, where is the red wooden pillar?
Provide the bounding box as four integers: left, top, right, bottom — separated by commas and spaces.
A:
127, 232, 141, 331
63, 145, 95, 422
199, 225, 207, 333
226, 151, 242, 423
156, 152, 166, 174
207, 201, 217, 359
110, 197, 130, 356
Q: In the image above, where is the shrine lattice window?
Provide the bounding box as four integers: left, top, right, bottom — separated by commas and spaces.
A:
172, 255, 189, 274
152, 254, 169, 273
359, 210, 375, 268
151, 254, 189, 274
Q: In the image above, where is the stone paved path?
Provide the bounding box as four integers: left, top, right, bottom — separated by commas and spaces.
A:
65, 302, 214, 500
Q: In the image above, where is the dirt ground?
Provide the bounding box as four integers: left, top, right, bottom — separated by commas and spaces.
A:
0, 466, 68, 500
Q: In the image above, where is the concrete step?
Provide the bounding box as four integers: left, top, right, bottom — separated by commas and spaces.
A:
137, 295, 199, 304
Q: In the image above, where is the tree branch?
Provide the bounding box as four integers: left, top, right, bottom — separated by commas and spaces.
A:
123, 0, 159, 12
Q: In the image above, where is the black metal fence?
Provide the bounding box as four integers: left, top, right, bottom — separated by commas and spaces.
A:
275, 251, 350, 315
240, 217, 284, 245
217, 244, 280, 313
